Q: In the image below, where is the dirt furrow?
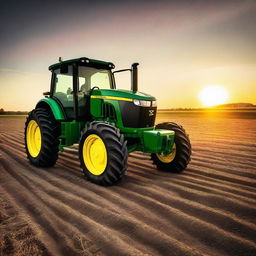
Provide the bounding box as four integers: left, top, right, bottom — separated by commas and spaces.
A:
0, 145, 228, 256
0, 150, 206, 256
1, 117, 256, 256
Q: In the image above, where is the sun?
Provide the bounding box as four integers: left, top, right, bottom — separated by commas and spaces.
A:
199, 85, 228, 107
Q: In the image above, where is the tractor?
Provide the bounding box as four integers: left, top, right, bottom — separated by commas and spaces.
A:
25, 57, 191, 186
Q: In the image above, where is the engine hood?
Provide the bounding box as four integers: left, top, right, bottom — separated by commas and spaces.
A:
91, 89, 156, 101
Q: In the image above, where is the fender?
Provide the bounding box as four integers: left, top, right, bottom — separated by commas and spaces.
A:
36, 98, 65, 120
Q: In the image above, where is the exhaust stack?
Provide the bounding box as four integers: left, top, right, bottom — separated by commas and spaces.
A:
131, 63, 139, 92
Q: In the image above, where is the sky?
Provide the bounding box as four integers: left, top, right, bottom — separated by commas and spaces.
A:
0, 0, 256, 110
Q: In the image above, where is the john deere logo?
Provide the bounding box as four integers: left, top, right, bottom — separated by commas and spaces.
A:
149, 110, 154, 116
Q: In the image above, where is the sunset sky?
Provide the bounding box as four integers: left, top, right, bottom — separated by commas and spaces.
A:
0, 0, 256, 110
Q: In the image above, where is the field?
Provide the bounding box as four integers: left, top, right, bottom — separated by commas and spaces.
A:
0, 112, 256, 256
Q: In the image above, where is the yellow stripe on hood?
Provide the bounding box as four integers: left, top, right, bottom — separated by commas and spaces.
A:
91, 95, 133, 102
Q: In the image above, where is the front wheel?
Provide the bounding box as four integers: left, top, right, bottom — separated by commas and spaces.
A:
79, 122, 128, 186
151, 122, 191, 173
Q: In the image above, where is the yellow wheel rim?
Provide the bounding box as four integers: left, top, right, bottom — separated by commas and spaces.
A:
156, 143, 176, 163
83, 134, 107, 175
26, 120, 42, 157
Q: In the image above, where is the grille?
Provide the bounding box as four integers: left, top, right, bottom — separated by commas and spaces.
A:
102, 103, 116, 120
119, 101, 156, 128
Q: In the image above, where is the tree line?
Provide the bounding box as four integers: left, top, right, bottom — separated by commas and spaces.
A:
0, 108, 28, 115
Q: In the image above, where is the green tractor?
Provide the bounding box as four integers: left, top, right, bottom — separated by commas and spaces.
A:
25, 57, 191, 186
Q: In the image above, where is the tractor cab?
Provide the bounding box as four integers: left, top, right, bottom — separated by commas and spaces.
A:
48, 57, 115, 120
46, 57, 157, 130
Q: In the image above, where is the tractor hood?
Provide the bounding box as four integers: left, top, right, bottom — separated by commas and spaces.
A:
90, 89, 157, 129
91, 89, 156, 101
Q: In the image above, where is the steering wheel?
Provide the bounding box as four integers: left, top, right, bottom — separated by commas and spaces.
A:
89, 86, 100, 95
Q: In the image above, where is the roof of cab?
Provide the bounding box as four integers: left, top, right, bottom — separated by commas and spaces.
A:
48, 57, 115, 70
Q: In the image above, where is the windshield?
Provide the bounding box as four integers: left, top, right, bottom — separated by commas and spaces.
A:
78, 66, 113, 93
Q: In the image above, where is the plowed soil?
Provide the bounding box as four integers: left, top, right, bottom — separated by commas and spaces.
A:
0, 114, 256, 256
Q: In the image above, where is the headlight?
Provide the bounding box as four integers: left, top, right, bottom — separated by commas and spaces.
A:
133, 99, 140, 106
133, 99, 157, 107
133, 99, 151, 107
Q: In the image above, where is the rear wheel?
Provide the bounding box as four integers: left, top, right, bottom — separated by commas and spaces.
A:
151, 122, 191, 173
79, 122, 128, 186
24, 108, 60, 167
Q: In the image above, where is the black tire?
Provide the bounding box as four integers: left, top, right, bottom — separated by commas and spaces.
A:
151, 122, 191, 173
79, 121, 128, 186
24, 108, 60, 167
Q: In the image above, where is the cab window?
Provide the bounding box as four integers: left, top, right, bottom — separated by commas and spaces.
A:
78, 66, 112, 93
53, 65, 74, 118
91, 70, 111, 89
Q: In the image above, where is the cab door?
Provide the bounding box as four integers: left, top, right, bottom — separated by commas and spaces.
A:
52, 65, 75, 119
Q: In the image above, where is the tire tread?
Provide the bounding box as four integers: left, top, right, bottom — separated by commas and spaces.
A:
24, 108, 60, 167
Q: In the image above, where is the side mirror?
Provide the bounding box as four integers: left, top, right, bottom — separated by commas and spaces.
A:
43, 91, 50, 97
